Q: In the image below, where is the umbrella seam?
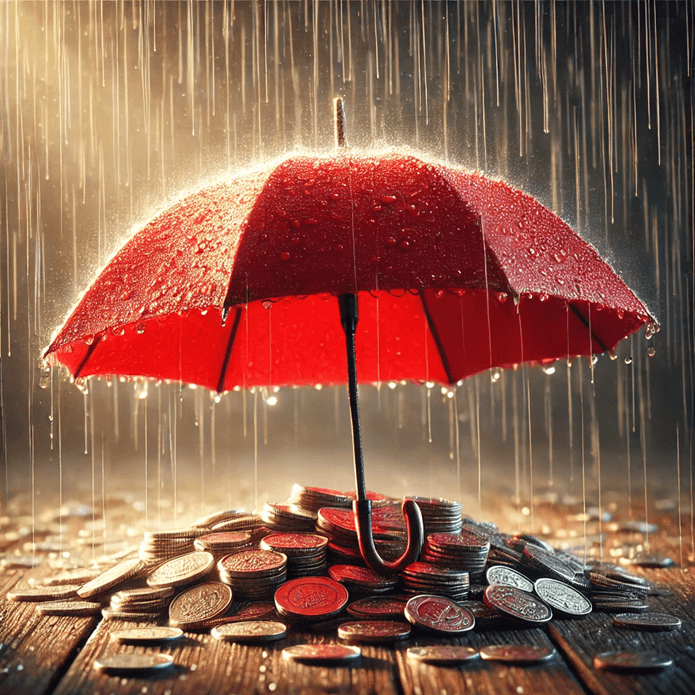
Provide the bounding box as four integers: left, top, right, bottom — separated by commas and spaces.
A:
73, 340, 100, 380
420, 293, 455, 385
216, 307, 243, 393
568, 304, 609, 354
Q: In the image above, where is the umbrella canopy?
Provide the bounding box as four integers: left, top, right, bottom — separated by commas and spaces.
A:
45, 153, 652, 389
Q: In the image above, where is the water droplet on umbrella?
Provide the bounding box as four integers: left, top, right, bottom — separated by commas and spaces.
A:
647, 347, 656, 357
262, 301, 272, 310
399, 239, 411, 250
385, 237, 397, 247
74, 378, 89, 395
83, 334, 95, 345
407, 205, 419, 218
496, 292, 508, 303
380, 195, 397, 204
136, 323, 146, 334
556, 277, 566, 285
280, 251, 291, 261
539, 293, 549, 302
624, 356, 633, 364
120, 290, 132, 301
291, 219, 301, 228
39, 362, 51, 389
291, 237, 301, 245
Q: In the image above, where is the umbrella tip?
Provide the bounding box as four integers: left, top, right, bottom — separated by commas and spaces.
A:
334, 97, 347, 149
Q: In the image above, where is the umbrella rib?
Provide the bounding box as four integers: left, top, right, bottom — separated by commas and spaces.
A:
73, 340, 100, 380
420, 294, 455, 385
568, 303, 609, 353
216, 307, 243, 393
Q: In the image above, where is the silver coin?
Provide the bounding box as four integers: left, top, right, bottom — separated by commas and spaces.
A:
338, 620, 411, 643
483, 585, 552, 623
211, 621, 288, 643
94, 653, 175, 675
282, 644, 362, 664
593, 650, 673, 672
406, 646, 480, 664
534, 578, 592, 616
479, 644, 556, 663
37, 600, 103, 616
110, 627, 184, 645
612, 612, 682, 632
486, 565, 534, 593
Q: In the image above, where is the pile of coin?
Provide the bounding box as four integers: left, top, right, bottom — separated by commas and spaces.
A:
105, 585, 173, 620
194, 531, 255, 557
288, 485, 352, 513
406, 496, 463, 535
421, 531, 490, 577
138, 528, 207, 565
328, 564, 399, 596
218, 548, 287, 599
589, 566, 650, 613
400, 561, 470, 601
260, 503, 317, 532
260, 533, 328, 577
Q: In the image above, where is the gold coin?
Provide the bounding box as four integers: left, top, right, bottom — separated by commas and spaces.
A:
77, 559, 143, 599
169, 581, 233, 628
146, 551, 214, 588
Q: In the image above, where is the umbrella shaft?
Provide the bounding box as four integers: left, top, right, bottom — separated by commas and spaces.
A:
339, 293, 367, 502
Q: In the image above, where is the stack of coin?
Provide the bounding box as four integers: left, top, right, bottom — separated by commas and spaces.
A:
194, 531, 254, 557
210, 513, 265, 533
406, 497, 463, 534
218, 549, 287, 599
260, 503, 317, 532
260, 533, 328, 578
421, 531, 490, 577
138, 528, 207, 566
588, 567, 649, 612
400, 561, 470, 601
522, 545, 589, 591
316, 507, 406, 562
328, 564, 399, 596
288, 485, 352, 513
105, 585, 174, 620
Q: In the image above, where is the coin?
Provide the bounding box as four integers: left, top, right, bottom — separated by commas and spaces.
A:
274, 576, 349, 621
101, 608, 164, 621
37, 600, 103, 616
94, 653, 175, 676
211, 620, 288, 643
146, 551, 214, 588
110, 627, 184, 645
534, 578, 592, 616
282, 644, 361, 664
483, 585, 552, 624
8, 584, 81, 602
522, 545, 576, 583
226, 601, 277, 622
194, 531, 253, 554
404, 595, 475, 634
486, 566, 534, 593
77, 558, 143, 599
44, 568, 101, 586
407, 646, 480, 664
593, 650, 673, 672
329, 564, 399, 592
612, 612, 682, 632
169, 582, 233, 628
346, 596, 406, 619
338, 620, 411, 643
113, 586, 175, 603
219, 549, 287, 578
261, 533, 328, 555
479, 644, 557, 663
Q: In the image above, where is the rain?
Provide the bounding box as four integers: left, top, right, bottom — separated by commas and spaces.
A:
0, 1, 692, 570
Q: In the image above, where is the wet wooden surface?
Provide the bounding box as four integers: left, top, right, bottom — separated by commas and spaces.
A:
1, 512, 694, 695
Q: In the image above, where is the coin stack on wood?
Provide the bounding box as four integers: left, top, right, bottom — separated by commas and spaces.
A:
406, 496, 463, 534
218, 548, 288, 599
138, 528, 207, 565
421, 530, 490, 578
400, 561, 470, 601
589, 566, 650, 613
104, 585, 174, 621
260, 533, 328, 577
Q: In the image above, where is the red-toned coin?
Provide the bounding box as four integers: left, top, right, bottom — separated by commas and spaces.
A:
274, 576, 348, 621
338, 620, 411, 643
404, 595, 475, 634
346, 596, 406, 619
282, 644, 361, 664
218, 549, 287, 578
261, 534, 328, 554
329, 564, 397, 588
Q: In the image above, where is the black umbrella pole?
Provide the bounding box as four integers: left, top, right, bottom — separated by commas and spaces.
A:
339, 293, 424, 575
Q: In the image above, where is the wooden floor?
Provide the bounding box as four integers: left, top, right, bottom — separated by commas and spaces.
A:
1, 504, 693, 695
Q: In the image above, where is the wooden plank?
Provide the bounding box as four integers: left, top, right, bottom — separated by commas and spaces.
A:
51, 617, 404, 695
548, 568, 695, 695
396, 625, 587, 695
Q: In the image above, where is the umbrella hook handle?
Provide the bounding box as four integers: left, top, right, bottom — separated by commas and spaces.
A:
339, 293, 424, 575
354, 498, 424, 575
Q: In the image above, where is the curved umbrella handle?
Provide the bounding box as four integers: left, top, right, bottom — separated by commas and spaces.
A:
353, 498, 424, 575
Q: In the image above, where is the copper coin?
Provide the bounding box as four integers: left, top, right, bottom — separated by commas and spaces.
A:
94, 653, 174, 675
338, 620, 411, 643
407, 646, 480, 664
169, 581, 233, 627
483, 585, 552, 624
194, 531, 253, 551
404, 595, 475, 634
593, 650, 673, 672
77, 558, 143, 599
110, 627, 184, 645
347, 596, 406, 619
211, 620, 288, 643
218, 549, 287, 578
282, 644, 361, 664
274, 576, 348, 621
146, 551, 214, 588
480, 644, 557, 663
261, 533, 328, 554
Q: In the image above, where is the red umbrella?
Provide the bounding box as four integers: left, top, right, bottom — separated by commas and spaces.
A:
44, 99, 654, 573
